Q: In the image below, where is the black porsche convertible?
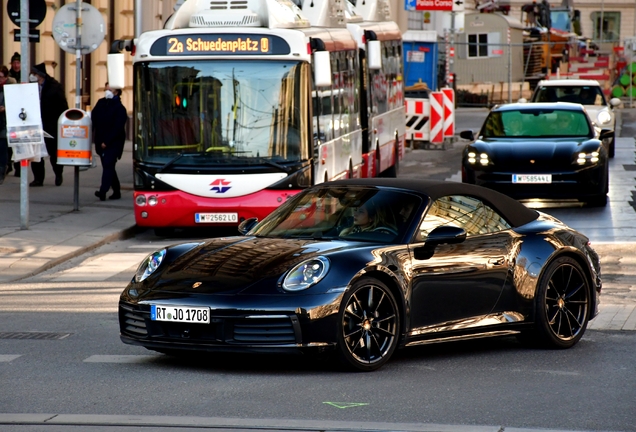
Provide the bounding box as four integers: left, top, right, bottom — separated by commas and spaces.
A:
119, 179, 601, 371
460, 102, 612, 207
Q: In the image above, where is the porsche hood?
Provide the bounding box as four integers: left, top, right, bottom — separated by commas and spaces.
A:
145, 237, 356, 295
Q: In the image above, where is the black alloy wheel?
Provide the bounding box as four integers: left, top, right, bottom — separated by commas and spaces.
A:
337, 278, 400, 371
533, 256, 590, 348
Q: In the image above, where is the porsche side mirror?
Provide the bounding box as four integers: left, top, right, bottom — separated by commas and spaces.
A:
426, 226, 467, 245
459, 130, 475, 141
238, 217, 258, 235
413, 226, 467, 260
599, 129, 613, 141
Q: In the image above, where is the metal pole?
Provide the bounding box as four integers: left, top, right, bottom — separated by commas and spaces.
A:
135, 0, 143, 38
508, 34, 512, 103
19, 0, 30, 229
450, 11, 455, 87
73, 0, 82, 211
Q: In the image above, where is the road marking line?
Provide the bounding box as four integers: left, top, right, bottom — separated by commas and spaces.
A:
0, 355, 21, 362
84, 355, 159, 363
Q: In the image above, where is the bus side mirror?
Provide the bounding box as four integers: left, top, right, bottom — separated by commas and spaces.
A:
313, 51, 332, 87
367, 40, 382, 70
107, 53, 126, 90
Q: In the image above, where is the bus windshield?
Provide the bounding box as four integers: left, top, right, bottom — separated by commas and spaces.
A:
134, 60, 310, 166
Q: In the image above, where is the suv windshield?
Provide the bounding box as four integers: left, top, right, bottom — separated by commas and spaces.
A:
250, 187, 423, 243
532, 85, 606, 106
133, 60, 310, 166
481, 109, 593, 138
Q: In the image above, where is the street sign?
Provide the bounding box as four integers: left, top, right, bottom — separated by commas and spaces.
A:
7, 0, 46, 28
52, 2, 105, 55
406, 0, 465, 12
13, 29, 40, 43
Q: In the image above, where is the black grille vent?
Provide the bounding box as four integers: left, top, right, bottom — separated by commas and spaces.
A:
120, 304, 148, 337
0, 332, 71, 340
233, 318, 296, 343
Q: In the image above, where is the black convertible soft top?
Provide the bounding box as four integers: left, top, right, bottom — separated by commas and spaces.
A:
325, 178, 539, 228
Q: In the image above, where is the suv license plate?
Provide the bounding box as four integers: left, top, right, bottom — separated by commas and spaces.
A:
512, 174, 552, 184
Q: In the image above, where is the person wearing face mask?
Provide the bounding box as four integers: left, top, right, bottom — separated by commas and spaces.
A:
29, 62, 69, 187
8, 53, 21, 82
91, 82, 128, 201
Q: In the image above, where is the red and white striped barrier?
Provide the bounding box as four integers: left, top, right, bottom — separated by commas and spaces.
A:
441, 87, 455, 138
405, 98, 430, 142
429, 92, 444, 144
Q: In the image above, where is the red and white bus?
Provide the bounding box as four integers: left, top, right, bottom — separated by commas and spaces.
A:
110, 0, 404, 230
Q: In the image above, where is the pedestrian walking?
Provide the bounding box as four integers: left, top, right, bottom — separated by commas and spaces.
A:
0, 66, 20, 177
91, 83, 128, 200
8, 52, 20, 82
0, 68, 8, 184
29, 62, 69, 187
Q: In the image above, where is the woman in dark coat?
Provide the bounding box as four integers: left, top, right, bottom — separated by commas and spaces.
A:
91, 82, 128, 200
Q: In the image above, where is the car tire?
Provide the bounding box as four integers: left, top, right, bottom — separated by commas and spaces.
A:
608, 134, 615, 158
336, 277, 400, 371
529, 256, 591, 349
587, 194, 608, 207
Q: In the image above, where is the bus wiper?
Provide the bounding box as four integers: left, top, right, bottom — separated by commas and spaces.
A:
254, 157, 291, 173
158, 153, 197, 173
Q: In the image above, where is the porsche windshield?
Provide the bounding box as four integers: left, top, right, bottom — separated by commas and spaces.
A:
481, 109, 593, 138
133, 60, 310, 166
251, 187, 423, 243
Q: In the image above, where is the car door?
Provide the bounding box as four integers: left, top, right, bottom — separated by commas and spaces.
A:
407, 195, 517, 334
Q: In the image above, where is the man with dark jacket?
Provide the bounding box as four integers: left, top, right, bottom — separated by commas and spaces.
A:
91, 82, 128, 200
29, 62, 69, 187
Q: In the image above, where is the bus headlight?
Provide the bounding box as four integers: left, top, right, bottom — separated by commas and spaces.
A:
135, 195, 147, 206
597, 111, 611, 125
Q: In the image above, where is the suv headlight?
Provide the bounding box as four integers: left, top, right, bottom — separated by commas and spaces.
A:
576, 151, 600, 165
597, 111, 611, 125
282, 257, 330, 291
467, 151, 490, 166
134, 249, 167, 282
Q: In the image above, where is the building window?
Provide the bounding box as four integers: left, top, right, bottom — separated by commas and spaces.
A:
591, 11, 620, 42
468, 33, 489, 58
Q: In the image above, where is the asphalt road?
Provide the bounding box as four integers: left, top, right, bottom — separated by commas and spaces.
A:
1, 108, 635, 432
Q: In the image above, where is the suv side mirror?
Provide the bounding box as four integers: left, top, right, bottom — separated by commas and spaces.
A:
518, 98, 528, 103
459, 130, 475, 141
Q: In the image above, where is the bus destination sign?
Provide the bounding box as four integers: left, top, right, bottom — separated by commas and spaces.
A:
151, 34, 291, 56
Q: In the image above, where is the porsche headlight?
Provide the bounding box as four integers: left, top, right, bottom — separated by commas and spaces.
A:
134, 249, 167, 282
282, 257, 330, 292
597, 111, 611, 125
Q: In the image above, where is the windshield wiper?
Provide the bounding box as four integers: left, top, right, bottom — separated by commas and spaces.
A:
254, 157, 291, 173
158, 153, 197, 173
